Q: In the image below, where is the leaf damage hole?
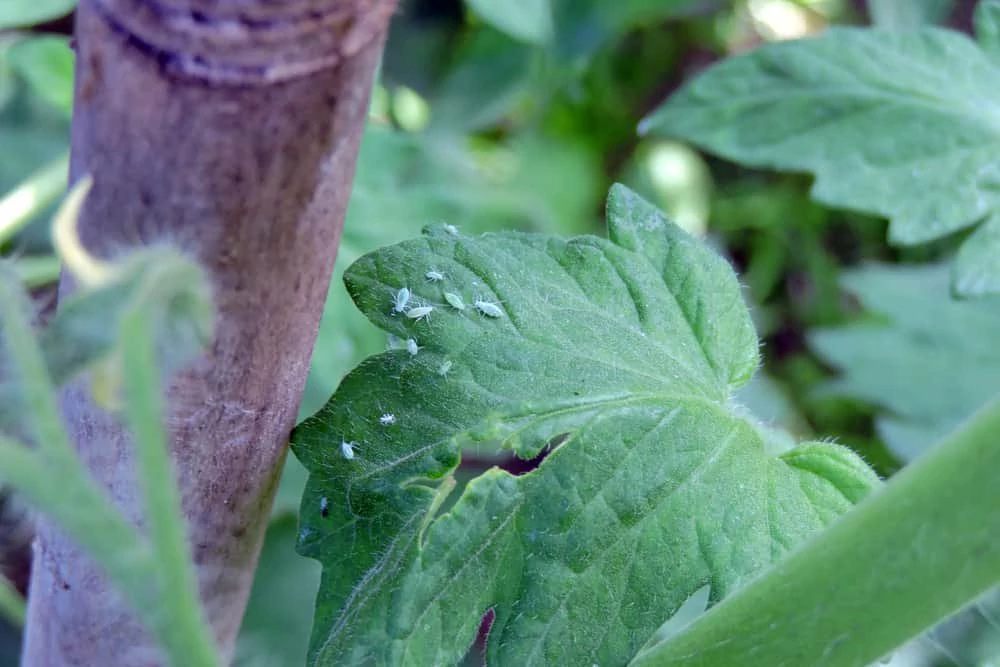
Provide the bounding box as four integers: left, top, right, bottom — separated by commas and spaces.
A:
460, 433, 568, 477
459, 607, 496, 667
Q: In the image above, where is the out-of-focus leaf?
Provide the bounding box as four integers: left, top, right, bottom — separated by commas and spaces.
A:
867, 0, 954, 29
429, 27, 534, 131
643, 14, 1000, 296
953, 213, 1000, 296
551, 0, 712, 60
5, 36, 74, 117
465, 0, 553, 45
0, 0, 76, 30
235, 516, 321, 667
810, 263, 1000, 462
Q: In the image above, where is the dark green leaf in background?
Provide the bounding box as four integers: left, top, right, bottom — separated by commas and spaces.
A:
0, 0, 76, 30
550, 0, 714, 61
235, 515, 321, 667
4, 37, 74, 117
867, 0, 954, 30
643, 2, 1000, 296
464, 0, 553, 45
428, 27, 535, 132
292, 186, 879, 666
810, 263, 1000, 463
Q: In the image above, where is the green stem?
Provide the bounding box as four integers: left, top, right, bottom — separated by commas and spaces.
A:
0, 436, 156, 609
0, 154, 69, 246
120, 310, 220, 667
0, 276, 218, 666
632, 397, 1000, 667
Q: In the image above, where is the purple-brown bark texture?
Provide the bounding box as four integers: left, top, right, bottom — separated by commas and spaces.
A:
21, 1, 395, 665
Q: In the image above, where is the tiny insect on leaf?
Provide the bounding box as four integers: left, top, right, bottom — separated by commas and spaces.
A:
393, 287, 411, 313
406, 306, 434, 321
474, 299, 504, 318
444, 292, 465, 310
340, 441, 356, 460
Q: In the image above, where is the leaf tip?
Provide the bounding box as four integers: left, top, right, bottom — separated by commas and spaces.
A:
605, 184, 667, 239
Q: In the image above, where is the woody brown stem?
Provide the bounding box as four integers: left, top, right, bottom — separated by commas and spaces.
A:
21, 1, 394, 664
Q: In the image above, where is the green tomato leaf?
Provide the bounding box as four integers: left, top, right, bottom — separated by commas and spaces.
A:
5, 36, 74, 117
954, 211, 1000, 296
642, 26, 1000, 297
867, 0, 954, 30
550, 0, 713, 60
429, 27, 534, 132
464, 0, 553, 45
302, 125, 602, 418
0, 0, 76, 30
292, 186, 880, 666
976, 0, 1000, 62
810, 263, 1000, 462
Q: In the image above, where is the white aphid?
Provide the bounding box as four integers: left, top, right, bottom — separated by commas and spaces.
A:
444, 224, 459, 236
406, 305, 434, 321
474, 299, 504, 318
406, 338, 420, 355
437, 360, 453, 376
393, 287, 411, 313
379, 413, 396, 426
425, 270, 445, 282
341, 440, 357, 460
444, 292, 465, 310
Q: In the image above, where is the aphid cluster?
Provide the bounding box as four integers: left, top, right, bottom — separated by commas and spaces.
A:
386, 261, 505, 378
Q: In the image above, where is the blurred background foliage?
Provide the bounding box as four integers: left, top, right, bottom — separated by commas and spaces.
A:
1, 1, 996, 666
